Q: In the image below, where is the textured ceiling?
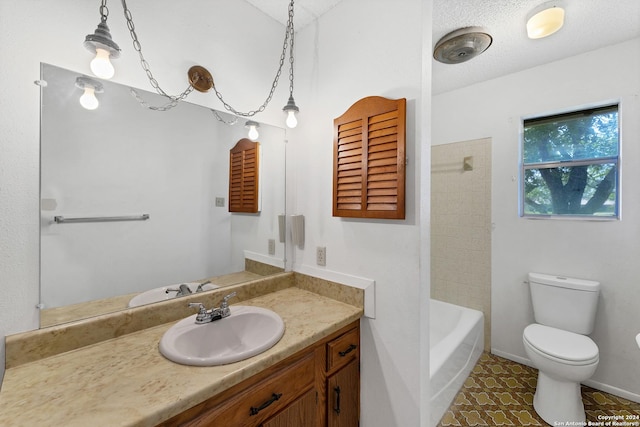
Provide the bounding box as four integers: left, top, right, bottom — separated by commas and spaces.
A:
245, 0, 640, 94
431, 0, 640, 94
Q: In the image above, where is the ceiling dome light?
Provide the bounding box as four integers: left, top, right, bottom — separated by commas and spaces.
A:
433, 27, 493, 64
526, 3, 565, 39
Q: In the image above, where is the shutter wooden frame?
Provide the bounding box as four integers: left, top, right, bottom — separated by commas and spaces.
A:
229, 138, 260, 213
333, 96, 406, 219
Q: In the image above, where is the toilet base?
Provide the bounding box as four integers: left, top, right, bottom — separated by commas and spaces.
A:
533, 370, 585, 425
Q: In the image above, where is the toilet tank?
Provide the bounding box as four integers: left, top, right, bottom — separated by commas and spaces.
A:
528, 272, 600, 335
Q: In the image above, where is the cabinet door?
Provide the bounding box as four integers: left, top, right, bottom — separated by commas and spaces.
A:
327, 359, 359, 427
262, 388, 316, 427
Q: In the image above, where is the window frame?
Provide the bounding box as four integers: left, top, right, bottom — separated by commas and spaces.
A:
520, 103, 621, 220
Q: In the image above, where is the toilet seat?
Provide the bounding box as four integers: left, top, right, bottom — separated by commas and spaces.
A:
524, 324, 599, 365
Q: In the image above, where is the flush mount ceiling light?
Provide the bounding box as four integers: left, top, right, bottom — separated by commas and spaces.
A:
75, 76, 104, 110
433, 27, 493, 64
84, 0, 120, 79
526, 2, 565, 39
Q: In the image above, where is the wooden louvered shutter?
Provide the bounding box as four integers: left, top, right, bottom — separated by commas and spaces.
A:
229, 138, 260, 213
333, 96, 406, 219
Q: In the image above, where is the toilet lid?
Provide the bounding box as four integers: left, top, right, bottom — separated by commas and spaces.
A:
524, 324, 599, 363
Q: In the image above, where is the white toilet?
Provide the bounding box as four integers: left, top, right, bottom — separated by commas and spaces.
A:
523, 272, 600, 425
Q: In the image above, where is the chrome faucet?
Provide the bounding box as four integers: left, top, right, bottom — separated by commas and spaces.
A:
167, 280, 211, 297
166, 283, 193, 297
188, 292, 237, 324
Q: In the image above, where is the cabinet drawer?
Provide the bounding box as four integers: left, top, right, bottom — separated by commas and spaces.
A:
187, 353, 315, 427
326, 327, 359, 372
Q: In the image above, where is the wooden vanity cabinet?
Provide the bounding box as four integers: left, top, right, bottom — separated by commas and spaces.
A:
325, 327, 360, 427
158, 321, 360, 427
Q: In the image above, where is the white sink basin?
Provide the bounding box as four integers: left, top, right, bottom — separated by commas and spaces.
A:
159, 306, 285, 366
128, 282, 219, 307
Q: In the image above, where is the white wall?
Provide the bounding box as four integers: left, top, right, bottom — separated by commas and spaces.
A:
0, 0, 287, 382
292, 0, 432, 425
433, 38, 640, 401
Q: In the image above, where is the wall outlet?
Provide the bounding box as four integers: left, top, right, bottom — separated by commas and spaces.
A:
316, 246, 326, 266
268, 239, 276, 255
215, 197, 225, 207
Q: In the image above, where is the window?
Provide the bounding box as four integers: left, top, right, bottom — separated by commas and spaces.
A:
521, 104, 619, 218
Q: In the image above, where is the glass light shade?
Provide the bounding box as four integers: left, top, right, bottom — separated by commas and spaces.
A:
285, 110, 298, 128
527, 6, 565, 39
79, 87, 99, 110
90, 48, 115, 79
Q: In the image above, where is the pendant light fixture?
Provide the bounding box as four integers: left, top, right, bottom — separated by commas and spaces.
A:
282, 0, 299, 128
283, 95, 299, 128
75, 77, 104, 110
82, 0, 300, 126
84, 0, 120, 79
245, 121, 260, 141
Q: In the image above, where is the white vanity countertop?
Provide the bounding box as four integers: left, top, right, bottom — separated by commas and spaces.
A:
0, 287, 363, 427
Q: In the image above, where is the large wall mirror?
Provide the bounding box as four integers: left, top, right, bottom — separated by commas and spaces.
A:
39, 63, 286, 328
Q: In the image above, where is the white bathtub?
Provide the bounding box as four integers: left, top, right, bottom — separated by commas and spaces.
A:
430, 298, 484, 426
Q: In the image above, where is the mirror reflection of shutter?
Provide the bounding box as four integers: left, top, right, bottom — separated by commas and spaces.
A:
333, 96, 406, 219
229, 138, 260, 213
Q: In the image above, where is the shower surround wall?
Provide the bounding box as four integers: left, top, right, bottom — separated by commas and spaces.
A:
431, 138, 491, 350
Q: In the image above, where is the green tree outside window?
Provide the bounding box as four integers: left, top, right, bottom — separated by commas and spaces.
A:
522, 105, 619, 217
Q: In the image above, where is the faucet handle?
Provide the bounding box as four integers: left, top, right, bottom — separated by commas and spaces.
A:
220, 292, 237, 309
188, 302, 207, 314
196, 280, 211, 293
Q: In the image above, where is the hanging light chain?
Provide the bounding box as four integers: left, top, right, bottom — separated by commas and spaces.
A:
211, 109, 239, 125
287, 0, 295, 98
99, 0, 109, 23
120, 0, 194, 111
129, 87, 195, 112
117, 0, 295, 114
212, 0, 296, 117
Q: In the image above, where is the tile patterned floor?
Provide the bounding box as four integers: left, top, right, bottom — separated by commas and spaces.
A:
438, 352, 640, 426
